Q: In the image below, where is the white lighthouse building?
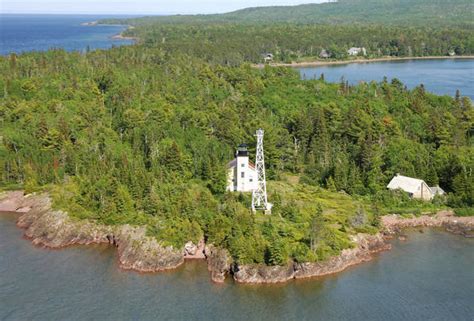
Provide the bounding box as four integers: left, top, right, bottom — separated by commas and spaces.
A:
226, 144, 258, 192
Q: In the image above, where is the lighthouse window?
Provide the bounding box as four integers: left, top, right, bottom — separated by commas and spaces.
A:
249, 179, 253, 182
241, 164, 245, 167
241, 172, 245, 178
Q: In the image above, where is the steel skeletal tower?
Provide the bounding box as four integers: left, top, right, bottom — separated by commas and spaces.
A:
252, 129, 270, 213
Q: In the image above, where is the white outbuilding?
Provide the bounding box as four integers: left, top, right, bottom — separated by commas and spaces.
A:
226, 144, 258, 192
347, 47, 367, 56
387, 174, 444, 201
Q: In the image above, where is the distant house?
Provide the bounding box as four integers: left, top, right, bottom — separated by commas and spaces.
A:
263, 53, 274, 63
347, 47, 367, 56
319, 49, 330, 59
387, 174, 443, 201
226, 144, 258, 192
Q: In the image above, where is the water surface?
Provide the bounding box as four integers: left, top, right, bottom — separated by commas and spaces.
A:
1, 214, 472, 321
0, 14, 135, 55
298, 59, 474, 99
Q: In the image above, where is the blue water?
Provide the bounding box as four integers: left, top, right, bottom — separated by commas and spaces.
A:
1, 213, 473, 321
298, 59, 474, 99
0, 14, 136, 55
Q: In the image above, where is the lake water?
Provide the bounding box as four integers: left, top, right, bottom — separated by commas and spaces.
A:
1, 213, 473, 321
298, 59, 474, 99
0, 14, 135, 55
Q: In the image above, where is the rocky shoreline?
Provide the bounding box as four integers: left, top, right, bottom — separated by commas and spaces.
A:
232, 233, 390, 284
381, 211, 474, 238
1, 191, 185, 272
1, 191, 472, 284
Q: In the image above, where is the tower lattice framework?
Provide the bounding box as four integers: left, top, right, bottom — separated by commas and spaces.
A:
252, 129, 269, 212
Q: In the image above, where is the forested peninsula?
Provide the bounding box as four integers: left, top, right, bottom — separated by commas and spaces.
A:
1, 0, 473, 283
102, 0, 474, 64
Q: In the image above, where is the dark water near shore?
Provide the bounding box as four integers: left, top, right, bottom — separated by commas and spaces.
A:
0, 14, 135, 55
1, 213, 473, 321
298, 59, 474, 99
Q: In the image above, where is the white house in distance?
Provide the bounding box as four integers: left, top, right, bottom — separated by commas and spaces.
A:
227, 144, 258, 192
387, 174, 445, 201
347, 47, 367, 56
263, 53, 274, 63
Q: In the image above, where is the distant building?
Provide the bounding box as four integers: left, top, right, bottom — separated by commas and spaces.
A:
387, 174, 444, 201
319, 49, 330, 59
263, 53, 274, 63
227, 144, 258, 192
347, 47, 367, 56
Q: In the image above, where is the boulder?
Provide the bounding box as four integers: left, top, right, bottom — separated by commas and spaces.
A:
184, 241, 198, 256
205, 245, 232, 283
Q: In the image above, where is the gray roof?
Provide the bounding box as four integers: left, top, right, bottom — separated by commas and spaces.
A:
430, 186, 445, 195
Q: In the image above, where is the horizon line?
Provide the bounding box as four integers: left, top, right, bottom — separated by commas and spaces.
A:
0, 2, 327, 16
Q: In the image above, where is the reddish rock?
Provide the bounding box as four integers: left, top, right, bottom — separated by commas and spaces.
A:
294, 233, 390, 280
204, 245, 232, 283
381, 212, 474, 237
233, 264, 295, 284
1, 191, 184, 272
185, 239, 206, 259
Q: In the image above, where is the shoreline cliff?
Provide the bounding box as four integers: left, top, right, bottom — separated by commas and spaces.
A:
1, 191, 472, 284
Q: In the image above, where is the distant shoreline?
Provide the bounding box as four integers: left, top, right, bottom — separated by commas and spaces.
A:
255, 56, 474, 68
111, 25, 137, 41
82, 20, 138, 42
111, 32, 137, 41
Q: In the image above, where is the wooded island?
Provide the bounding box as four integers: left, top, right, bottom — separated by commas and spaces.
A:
0, 0, 472, 275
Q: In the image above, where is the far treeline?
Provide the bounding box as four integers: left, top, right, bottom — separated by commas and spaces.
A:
101, 0, 474, 64
1, 44, 472, 265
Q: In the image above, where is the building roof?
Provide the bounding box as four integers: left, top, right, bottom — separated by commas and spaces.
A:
227, 159, 237, 168
387, 174, 431, 194
319, 49, 330, 58
430, 186, 445, 195
227, 158, 256, 170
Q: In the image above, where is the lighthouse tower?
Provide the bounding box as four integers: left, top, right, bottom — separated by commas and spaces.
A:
252, 129, 271, 214
226, 144, 258, 192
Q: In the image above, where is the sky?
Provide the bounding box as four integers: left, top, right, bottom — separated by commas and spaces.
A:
1, 0, 325, 15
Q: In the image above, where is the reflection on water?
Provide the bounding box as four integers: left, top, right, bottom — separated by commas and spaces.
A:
1, 213, 473, 321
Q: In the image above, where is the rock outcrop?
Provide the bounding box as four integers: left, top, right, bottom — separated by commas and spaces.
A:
233, 233, 389, 283
294, 233, 389, 280
381, 211, 474, 238
227, 212, 474, 284
115, 225, 184, 272
233, 264, 295, 284
184, 239, 206, 259
1, 191, 184, 272
204, 245, 232, 283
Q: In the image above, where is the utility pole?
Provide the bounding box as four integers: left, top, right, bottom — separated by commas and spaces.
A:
252, 129, 271, 214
